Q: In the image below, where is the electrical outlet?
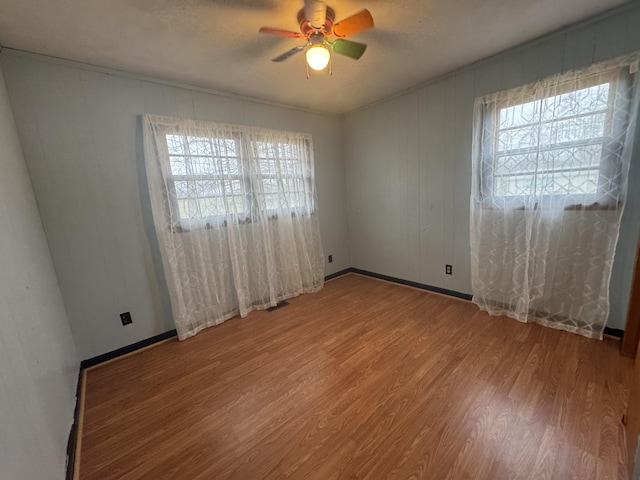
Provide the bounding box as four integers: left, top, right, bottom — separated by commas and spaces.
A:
328, 254, 333, 263
120, 312, 133, 326
445, 265, 452, 275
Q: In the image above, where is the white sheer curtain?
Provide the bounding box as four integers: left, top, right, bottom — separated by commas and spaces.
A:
143, 115, 324, 340
470, 54, 640, 339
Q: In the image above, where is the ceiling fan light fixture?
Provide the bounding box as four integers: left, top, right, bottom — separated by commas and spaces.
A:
306, 44, 330, 71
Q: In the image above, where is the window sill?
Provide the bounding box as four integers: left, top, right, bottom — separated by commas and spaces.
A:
170, 210, 317, 233
479, 201, 620, 211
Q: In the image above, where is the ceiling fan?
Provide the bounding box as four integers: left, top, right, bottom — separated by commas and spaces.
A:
258, 0, 374, 74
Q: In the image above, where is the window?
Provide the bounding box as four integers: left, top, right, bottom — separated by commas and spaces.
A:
142, 115, 325, 339
477, 67, 633, 208
166, 134, 247, 220
160, 126, 315, 229
253, 141, 311, 212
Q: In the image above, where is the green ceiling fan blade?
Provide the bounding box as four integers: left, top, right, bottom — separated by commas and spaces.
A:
331, 39, 367, 60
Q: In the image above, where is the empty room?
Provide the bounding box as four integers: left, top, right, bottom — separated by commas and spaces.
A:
2, 0, 640, 478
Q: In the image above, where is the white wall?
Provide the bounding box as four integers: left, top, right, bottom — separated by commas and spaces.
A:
0, 52, 350, 360
343, 3, 640, 330
0, 64, 79, 479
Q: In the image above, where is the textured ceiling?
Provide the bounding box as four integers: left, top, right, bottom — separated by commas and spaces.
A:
0, 0, 629, 114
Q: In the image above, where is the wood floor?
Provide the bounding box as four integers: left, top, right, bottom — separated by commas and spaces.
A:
79, 273, 633, 479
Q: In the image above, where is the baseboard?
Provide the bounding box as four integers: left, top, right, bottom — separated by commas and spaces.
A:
69, 329, 179, 479
604, 327, 624, 339
350, 269, 627, 340
80, 329, 178, 370
350, 268, 473, 301
325, 268, 354, 281
76, 272, 624, 369
79, 268, 461, 370
65, 369, 84, 480
79, 269, 353, 369
65, 267, 624, 478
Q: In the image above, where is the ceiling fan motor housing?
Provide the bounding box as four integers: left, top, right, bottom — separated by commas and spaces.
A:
297, 6, 335, 37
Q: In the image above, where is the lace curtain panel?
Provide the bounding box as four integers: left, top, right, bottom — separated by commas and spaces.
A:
143, 115, 325, 340
470, 54, 640, 339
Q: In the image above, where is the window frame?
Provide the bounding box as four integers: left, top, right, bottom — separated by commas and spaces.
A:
249, 139, 315, 219
477, 69, 632, 210
160, 128, 316, 232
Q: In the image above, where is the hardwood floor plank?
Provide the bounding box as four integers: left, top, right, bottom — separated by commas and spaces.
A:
528, 425, 559, 480
79, 274, 632, 479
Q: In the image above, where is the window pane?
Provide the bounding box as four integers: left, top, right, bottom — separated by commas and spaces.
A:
174, 181, 190, 199
540, 145, 602, 171
282, 159, 301, 176
255, 141, 276, 158
498, 124, 540, 152
258, 194, 278, 211
165, 133, 312, 223
190, 157, 216, 175
541, 84, 609, 121
192, 180, 217, 197
212, 138, 237, 157
260, 158, 277, 175
187, 136, 212, 156
500, 100, 540, 129
538, 168, 600, 196
539, 113, 606, 145
166, 135, 186, 155
261, 178, 278, 194
490, 81, 611, 199
222, 180, 243, 195
218, 157, 240, 175
283, 178, 303, 191
494, 173, 536, 197
170, 156, 188, 176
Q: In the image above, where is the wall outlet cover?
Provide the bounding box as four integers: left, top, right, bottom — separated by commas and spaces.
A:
120, 312, 133, 326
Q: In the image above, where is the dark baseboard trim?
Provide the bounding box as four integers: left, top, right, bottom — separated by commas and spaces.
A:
604, 327, 623, 339
69, 330, 177, 478
65, 369, 83, 480
350, 269, 625, 338
350, 268, 474, 301
325, 268, 354, 281
78, 275, 624, 371
80, 329, 178, 370
80, 268, 461, 370
66, 268, 623, 478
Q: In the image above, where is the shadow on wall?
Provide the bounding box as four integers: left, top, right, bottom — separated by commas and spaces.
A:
135, 115, 175, 332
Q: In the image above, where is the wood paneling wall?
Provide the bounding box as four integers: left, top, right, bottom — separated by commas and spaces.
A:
1, 54, 350, 359
343, 3, 640, 329
0, 63, 79, 478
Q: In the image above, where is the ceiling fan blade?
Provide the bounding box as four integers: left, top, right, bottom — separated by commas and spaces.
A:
259, 27, 303, 38
272, 45, 306, 62
332, 9, 374, 38
331, 39, 367, 60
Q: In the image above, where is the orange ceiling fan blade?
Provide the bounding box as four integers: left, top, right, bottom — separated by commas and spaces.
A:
259, 27, 303, 38
332, 9, 373, 38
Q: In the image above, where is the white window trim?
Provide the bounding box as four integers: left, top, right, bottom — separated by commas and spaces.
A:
156, 125, 316, 232
474, 63, 635, 211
